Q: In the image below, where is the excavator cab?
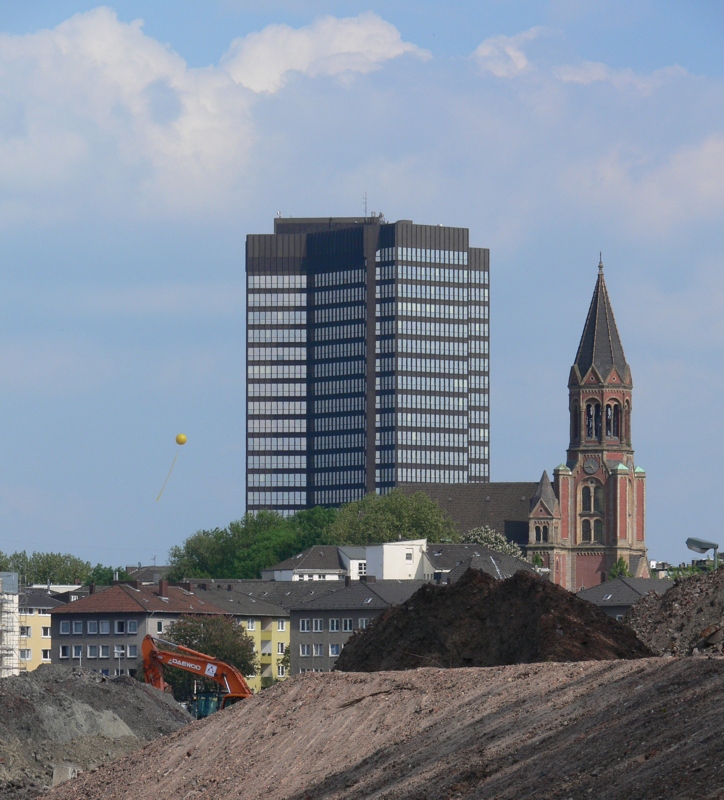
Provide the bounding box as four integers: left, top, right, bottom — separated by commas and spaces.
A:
191, 692, 223, 719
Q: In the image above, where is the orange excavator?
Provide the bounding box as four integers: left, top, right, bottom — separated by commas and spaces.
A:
142, 634, 252, 717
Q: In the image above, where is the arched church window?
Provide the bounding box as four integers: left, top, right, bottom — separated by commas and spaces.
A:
581, 519, 592, 542
594, 486, 604, 513
594, 519, 604, 543
606, 404, 613, 437
582, 486, 592, 512
613, 404, 620, 438
542, 525, 549, 542
572, 405, 580, 441
594, 403, 602, 440
535, 525, 541, 543
586, 403, 594, 438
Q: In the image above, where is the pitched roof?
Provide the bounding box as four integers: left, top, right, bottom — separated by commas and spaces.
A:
401, 483, 538, 546
265, 546, 345, 572
20, 590, 66, 611
50, 583, 230, 615
444, 550, 536, 584
185, 578, 347, 611
192, 586, 288, 618
530, 471, 559, 516
577, 577, 674, 607
574, 261, 629, 381
289, 580, 426, 611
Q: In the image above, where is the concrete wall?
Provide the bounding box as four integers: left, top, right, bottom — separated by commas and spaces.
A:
366, 540, 428, 580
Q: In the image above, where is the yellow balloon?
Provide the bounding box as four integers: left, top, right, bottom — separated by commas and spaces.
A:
175, 433, 187, 445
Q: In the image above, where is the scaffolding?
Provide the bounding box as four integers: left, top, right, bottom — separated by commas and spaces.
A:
0, 572, 20, 678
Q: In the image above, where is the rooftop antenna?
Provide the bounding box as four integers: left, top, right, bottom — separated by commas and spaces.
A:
599, 251, 604, 272
363, 191, 368, 220
276, 210, 282, 218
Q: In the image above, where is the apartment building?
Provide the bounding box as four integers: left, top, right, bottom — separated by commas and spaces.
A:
18, 590, 65, 671
0, 572, 19, 677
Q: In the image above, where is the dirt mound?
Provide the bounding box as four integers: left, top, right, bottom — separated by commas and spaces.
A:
0, 664, 189, 799
335, 568, 652, 671
41, 657, 724, 800
626, 568, 724, 655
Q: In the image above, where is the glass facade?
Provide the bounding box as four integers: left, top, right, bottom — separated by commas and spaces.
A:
246, 217, 490, 514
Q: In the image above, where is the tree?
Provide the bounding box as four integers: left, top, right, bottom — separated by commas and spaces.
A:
327, 490, 458, 546
609, 557, 632, 579
88, 564, 131, 585
158, 615, 258, 701
460, 526, 522, 558
167, 507, 337, 581
0, 551, 92, 585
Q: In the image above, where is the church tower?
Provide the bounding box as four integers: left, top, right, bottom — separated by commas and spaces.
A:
528, 259, 648, 590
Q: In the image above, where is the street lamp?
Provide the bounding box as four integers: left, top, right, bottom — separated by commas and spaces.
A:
686, 537, 719, 571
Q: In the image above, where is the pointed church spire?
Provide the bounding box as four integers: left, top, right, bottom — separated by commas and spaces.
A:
574, 258, 629, 381
530, 470, 559, 514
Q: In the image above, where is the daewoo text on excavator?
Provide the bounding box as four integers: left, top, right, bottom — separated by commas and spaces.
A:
142, 634, 252, 718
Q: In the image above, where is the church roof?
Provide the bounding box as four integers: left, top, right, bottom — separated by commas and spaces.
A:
574, 259, 629, 380
530, 471, 559, 515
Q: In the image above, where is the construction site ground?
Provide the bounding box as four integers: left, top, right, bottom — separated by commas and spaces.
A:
43, 656, 724, 800
0, 665, 189, 800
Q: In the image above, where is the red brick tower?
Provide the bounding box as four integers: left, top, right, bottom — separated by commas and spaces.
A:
528, 259, 648, 590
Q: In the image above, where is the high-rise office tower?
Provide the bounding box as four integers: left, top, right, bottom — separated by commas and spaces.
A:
246, 216, 489, 516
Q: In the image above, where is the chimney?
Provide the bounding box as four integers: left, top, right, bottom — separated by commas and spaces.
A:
89, 583, 96, 595
158, 579, 168, 597
344, 576, 351, 587
178, 582, 191, 591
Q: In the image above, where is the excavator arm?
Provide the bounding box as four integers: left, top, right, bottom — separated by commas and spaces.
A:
142, 634, 253, 707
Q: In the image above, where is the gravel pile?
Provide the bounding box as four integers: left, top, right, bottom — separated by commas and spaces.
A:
335, 568, 653, 672
625, 568, 724, 655
0, 665, 189, 799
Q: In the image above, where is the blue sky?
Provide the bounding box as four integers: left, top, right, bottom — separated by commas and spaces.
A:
1, 2, 723, 568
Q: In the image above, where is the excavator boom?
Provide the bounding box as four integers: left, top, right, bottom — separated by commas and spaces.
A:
142, 634, 253, 707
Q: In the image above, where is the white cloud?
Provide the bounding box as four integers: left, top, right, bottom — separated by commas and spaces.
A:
221, 12, 428, 94
473, 27, 547, 78
553, 61, 687, 94
564, 136, 724, 233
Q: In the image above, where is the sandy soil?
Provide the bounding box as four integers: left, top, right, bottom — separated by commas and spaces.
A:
42, 656, 724, 800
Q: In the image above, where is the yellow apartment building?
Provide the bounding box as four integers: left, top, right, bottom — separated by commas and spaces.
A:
19, 590, 65, 671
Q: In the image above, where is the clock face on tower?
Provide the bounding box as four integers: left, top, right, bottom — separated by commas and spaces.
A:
583, 457, 599, 475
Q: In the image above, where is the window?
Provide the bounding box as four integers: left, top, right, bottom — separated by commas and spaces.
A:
581, 520, 592, 543
313, 643, 323, 657
114, 645, 125, 658
87, 620, 98, 635
246, 618, 256, 631
59, 621, 70, 635
72, 645, 82, 659
582, 486, 592, 512
277, 642, 286, 655
156, 620, 163, 634
114, 669, 126, 676
59, 645, 70, 659
357, 562, 367, 576
299, 619, 310, 632
405, 549, 413, 562
72, 620, 83, 634
87, 645, 98, 659
329, 643, 340, 657
42, 649, 51, 661
114, 620, 125, 635
343, 618, 353, 632
100, 620, 110, 635
128, 645, 138, 659
358, 618, 369, 629
25, 608, 35, 615
100, 645, 110, 658
300, 644, 311, 657
277, 665, 286, 678
594, 486, 604, 513
19, 649, 31, 660
20, 626, 31, 637
594, 519, 604, 543
277, 619, 286, 631
313, 619, 323, 632
329, 619, 340, 632
127, 620, 138, 635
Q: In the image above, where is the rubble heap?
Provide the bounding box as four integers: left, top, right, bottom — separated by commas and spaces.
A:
42, 658, 724, 800
625, 568, 724, 655
336, 568, 652, 672
0, 665, 189, 800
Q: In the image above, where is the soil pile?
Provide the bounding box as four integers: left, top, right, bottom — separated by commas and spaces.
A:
42, 657, 724, 800
335, 568, 652, 672
626, 568, 724, 655
0, 665, 189, 800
